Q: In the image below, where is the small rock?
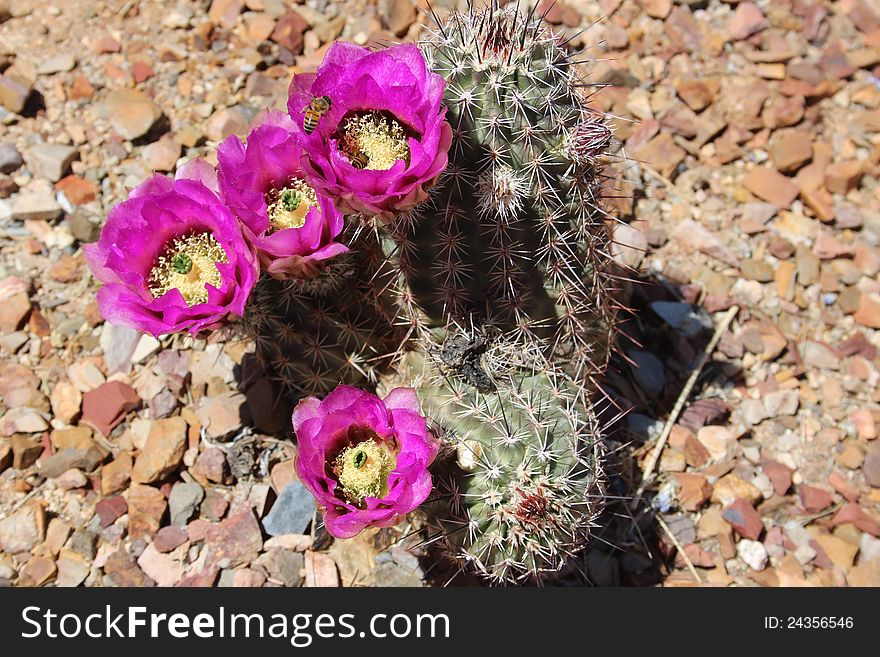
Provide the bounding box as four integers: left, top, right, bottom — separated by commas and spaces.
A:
673, 472, 713, 511
137, 544, 182, 587
143, 134, 180, 172
0, 500, 46, 554
864, 446, 880, 487
729, 2, 768, 41
634, 132, 685, 179
802, 341, 840, 370
675, 78, 714, 112
737, 539, 768, 571
0, 291, 31, 333
0, 73, 31, 113
304, 550, 339, 587
271, 11, 308, 53
131, 416, 187, 484
202, 508, 264, 568
104, 548, 155, 587
379, 0, 417, 37
262, 481, 316, 536
169, 481, 204, 526
20, 555, 57, 586
1, 406, 47, 434
740, 258, 774, 282
769, 130, 812, 173
127, 483, 167, 541
761, 460, 793, 496
204, 106, 254, 142
743, 167, 800, 208
95, 495, 127, 528
55, 549, 90, 587
825, 161, 863, 194
712, 473, 762, 506
50, 381, 82, 424
104, 89, 164, 141
101, 451, 132, 495
722, 498, 764, 540
81, 381, 140, 436
814, 533, 858, 571
38, 53, 76, 75
0, 142, 23, 174
11, 190, 62, 221
696, 425, 735, 461
195, 392, 246, 440
764, 389, 799, 417
797, 484, 833, 513
256, 548, 304, 587
208, 0, 243, 29
100, 322, 141, 374
192, 447, 228, 484
153, 526, 188, 553
55, 175, 98, 205
23, 143, 77, 182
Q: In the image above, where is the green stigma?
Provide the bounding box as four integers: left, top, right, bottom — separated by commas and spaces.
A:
281, 189, 301, 212
333, 437, 397, 505
171, 252, 193, 275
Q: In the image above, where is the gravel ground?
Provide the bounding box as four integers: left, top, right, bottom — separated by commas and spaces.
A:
0, 0, 879, 587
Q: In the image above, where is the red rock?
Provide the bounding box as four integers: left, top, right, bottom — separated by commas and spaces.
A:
729, 2, 768, 41
192, 447, 227, 484
828, 471, 860, 503
665, 5, 703, 53
865, 446, 880, 487
131, 61, 154, 84
722, 498, 764, 540
201, 508, 263, 567
271, 11, 308, 54
93, 35, 121, 53
20, 555, 57, 586
761, 460, 793, 496
0, 291, 31, 333
675, 78, 715, 112
82, 381, 141, 436
127, 483, 167, 540
853, 408, 877, 440
153, 525, 188, 553
95, 495, 127, 528
769, 130, 812, 173
830, 503, 880, 537
208, 0, 243, 29
825, 161, 863, 193
742, 167, 800, 207
674, 472, 713, 511
104, 548, 155, 587
54, 175, 97, 205
634, 132, 685, 179
68, 75, 95, 100
797, 484, 833, 513
854, 293, 880, 329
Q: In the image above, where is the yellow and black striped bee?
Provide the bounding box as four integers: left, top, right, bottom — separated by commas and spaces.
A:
303, 95, 331, 134
349, 150, 369, 170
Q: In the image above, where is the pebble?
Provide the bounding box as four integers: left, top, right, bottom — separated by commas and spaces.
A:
104, 89, 164, 141
736, 538, 768, 571
255, 548, 304, 587
131, 416, 187, 484
262, 481, 316, 536
127, 483, 167, 541
729, 3, 768, 41
10, 190, 62, 221
24, 143, 77, 182
81, 380, 141, 436
0, 142, 22, 174
0, 500, 46, 554
169, 481, 204, 526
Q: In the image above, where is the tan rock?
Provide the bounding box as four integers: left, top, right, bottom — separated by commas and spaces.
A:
131, 417, 187, 484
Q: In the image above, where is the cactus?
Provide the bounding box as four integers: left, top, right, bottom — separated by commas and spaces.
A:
385, 3, 617, 385
383, 331, 605, 585
242, 227, 404, 399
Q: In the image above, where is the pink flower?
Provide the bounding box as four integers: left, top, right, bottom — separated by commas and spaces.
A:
293, 385, 438, 538
288, 42, 452, 222
84, 160, 259, 337
217, 110, 348, 280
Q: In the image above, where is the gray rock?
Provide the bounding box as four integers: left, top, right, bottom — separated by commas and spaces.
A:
24, 143, 77, 182
373, 561, 423, 587
255, 548, 304, 587
0, 142, 22, 174
650, 301, 710, 338
100, 322, 140, 375
168, 481, 204, 527
40, 446, 107, 478
628, 349, 665, 396
261, 481, 315, 536
10, 190, 62, 221
37, 54, 76, 75
67, 211, 101, 243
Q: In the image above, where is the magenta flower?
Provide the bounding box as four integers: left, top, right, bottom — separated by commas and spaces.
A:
217, 110, 348, 280
288, 42, 452, 222
84, 160, 259, 337
293, 385, 438, 538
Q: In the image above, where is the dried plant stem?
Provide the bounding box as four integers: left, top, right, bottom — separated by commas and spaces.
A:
634, 305, 739, 504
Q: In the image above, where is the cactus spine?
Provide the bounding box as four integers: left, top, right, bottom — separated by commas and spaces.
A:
387, 3, 617, 385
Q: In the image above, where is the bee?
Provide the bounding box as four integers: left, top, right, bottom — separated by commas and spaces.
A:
349, 150, 369, 170
302, 95, 331, 134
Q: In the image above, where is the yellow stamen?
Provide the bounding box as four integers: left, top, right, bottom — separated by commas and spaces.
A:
148, 232, 227, 306
333, 437, 397, 504
341, 112, 410, 171
266, 179, 319, 232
